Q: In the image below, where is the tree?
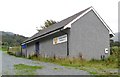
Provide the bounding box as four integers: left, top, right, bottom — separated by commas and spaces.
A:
37, 20, 57, 31
110, 39, 120, 47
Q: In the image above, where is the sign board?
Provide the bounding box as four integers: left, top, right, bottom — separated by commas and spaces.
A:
22, 44, 27, 49
53, 34, 67, 44
105, 48, 108, 54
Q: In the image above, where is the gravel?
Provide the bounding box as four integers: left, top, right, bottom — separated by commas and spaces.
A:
1, 51, 90, 75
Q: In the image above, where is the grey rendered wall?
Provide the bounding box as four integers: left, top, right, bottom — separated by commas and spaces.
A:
22, 42, 35, 57
26, 42, 35, 57
21, 48, 26, 56
69, 10, 110, 60
22, 31, 68, 57
39, 31, 68, 57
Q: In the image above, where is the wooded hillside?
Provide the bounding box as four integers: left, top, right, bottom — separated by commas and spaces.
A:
1, 31, 28, 47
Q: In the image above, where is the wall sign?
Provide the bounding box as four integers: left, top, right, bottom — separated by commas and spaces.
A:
105, 48, 108, 54
22, 44, 27, 49
53, 34, 67, 44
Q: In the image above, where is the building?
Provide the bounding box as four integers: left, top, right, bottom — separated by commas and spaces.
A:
21, 7, 114, 60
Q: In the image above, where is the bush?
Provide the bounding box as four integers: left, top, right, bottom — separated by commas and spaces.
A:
7, 46, 22, 57
9, 46, 21, 52
108, 46, 119, 62
7, 51, 15, 55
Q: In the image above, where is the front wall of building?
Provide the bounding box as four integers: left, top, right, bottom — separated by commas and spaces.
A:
26, 42, 35, 57
69, 10, 110, 60
22, 42, 35, 57
39, 31, 68, 57
22, 31, 68, 58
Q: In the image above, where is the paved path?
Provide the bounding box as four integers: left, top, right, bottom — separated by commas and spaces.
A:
1, 51, 90, 75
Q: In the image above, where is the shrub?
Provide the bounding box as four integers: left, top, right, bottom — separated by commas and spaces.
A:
7, 51, 15, 55
7, 46, 22, 57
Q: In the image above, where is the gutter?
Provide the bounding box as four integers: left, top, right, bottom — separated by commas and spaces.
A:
22, 27, 63, 44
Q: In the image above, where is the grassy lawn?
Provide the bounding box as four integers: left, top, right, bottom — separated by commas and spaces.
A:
14, 64, 43, 75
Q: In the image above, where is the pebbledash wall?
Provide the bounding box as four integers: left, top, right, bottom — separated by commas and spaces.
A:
22, 7, 112, 60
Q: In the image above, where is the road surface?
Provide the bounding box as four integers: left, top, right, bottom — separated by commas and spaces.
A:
1, 51, 90, 75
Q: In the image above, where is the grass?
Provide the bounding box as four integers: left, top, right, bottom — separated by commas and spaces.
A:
28, 47, 119, 75
14, 64, 43, 75
13, 46, 119, 76
0, 47, 1, 50
53, 67, 60, 70
1, 46, 9, 51
30, 56, 118, 75
1, 46, 21, 55
0, 46, 8, 53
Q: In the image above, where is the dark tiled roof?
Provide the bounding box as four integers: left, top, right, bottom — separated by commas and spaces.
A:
24, 7, 91, 43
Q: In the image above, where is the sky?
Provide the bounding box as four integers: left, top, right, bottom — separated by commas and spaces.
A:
0, 0, 119, 37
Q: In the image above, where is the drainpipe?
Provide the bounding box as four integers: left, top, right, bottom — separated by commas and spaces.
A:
66, 33, 69, 56
60, 29, 69, 56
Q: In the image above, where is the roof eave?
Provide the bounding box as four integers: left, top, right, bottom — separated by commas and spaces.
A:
22, 27, 64, 44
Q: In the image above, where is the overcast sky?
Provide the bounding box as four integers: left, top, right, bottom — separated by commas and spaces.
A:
0, 0, 119, 37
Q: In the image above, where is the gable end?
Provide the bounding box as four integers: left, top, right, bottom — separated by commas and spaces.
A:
64, 6, 115, 36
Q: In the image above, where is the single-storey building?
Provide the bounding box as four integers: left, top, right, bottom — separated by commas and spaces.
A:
21, 6, 114, 60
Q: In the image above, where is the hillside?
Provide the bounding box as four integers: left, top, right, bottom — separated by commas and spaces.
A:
1, 31, 28, 47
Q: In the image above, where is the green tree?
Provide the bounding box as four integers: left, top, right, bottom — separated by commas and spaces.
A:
110, 39, 120, 47
37, 20, 57, 31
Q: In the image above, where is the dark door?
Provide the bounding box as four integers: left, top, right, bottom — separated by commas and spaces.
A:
35, 42, 39, 54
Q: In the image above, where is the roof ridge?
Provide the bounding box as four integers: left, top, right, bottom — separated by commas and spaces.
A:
23, 7, 93, 43
38, 7, 91, 33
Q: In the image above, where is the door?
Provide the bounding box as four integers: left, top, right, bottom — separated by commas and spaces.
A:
35, 42, 39, 54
